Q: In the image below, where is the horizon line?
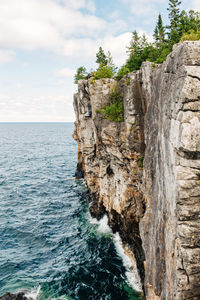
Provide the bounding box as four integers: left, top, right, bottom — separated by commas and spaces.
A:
0, 121, 75, 123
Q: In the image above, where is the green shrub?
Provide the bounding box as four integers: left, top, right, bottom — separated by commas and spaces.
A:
125, 77, 131, 85
138, 156, 144, 168
93, 65, 114, 80
96, 83, 124, 122
180, 29, 200, 41
116, 66, 130, 80
89, 77, 96, 84
154, 46, 172, 63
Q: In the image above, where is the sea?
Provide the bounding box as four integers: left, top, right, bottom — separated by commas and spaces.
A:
0, 122, 141, 300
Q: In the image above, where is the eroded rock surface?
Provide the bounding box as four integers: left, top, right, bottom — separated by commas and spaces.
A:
0, 292, 29, 300
73, 41, 200, 299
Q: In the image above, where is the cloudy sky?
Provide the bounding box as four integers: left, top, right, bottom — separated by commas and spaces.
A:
0, 0, 199, 122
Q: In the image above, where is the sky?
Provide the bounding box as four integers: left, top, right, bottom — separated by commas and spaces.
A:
0, 0, 199, 122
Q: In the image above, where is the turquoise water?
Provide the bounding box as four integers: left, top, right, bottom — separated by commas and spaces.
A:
0, 123, 141, 300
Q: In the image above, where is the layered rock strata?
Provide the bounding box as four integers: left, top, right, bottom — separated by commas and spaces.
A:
73, 41, 200, 299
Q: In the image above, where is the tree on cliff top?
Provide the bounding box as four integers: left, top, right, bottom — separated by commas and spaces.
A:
167, 0, 182, 43
75, 0, 200, 84
107, 51, 117, 74
96, 47, 108, 67
153, 14, 165, 45
92, 47, 116, 80
74, 66, 88, 84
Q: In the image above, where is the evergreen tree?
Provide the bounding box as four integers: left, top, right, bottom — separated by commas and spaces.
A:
153, 14, 165, 45
179, 10, 200, 35
107, 51, 117, 74
141, 34, 149, 48
96, 47, 107, 67
167, 0, 182, 44
126, 32, 153, 71
127, 30, 141, 54
189, 10, 200, 32
74, 66, 88, 84
92, 48, 115, 80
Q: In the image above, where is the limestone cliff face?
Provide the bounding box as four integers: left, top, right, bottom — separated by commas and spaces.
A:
73, 41, 200, 299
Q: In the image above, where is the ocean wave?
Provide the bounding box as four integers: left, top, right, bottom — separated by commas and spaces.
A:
89, 214, 142, 293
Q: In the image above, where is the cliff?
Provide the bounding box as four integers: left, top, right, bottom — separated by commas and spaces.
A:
73, 41, 200, 300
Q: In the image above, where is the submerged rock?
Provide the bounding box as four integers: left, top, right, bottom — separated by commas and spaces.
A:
0, 292, 30, 300
73, 41, 200, 299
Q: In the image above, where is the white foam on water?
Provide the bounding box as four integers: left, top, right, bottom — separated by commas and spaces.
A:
89, 214, 142, 293
113, 233, 142, 292
25, 285, 41, 300
46, 296, 70, 300
89, 215, 112, 234
25, 287, 72, 300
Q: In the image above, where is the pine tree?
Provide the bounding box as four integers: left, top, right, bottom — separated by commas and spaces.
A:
153, 26, 159, 43
96, 47, 107, 67
107, 51, 117, 74
74, 66, 88, 84
127, 30, 141, 54
153, 14, 165, 45
167, 0, 182, 44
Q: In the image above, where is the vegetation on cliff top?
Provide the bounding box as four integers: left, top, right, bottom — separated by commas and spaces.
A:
74, 0, 200, 122
74, 0, 200, 83
116, 2, 200, 79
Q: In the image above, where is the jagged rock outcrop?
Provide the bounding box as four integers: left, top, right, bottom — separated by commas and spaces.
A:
0, 292, 29, 300
73, 41, 200, 300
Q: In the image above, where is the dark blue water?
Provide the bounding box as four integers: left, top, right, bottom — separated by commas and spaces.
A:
0, 123, 141, 300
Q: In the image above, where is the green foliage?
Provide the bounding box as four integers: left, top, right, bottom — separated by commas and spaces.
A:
124, 32, 152, 72
75, 1, 200, 86
96, 83, 124, 122
154, 14, 165, 45
90, 47, 117, 81
179, 10, 200, 37
89, 77, 96, 84
96, 101, 124, 122
116, 66, 130, 80
180, 29, 200, 41
113, 1, 200, 77
154, 46, 172, 63
167, 0, 182, 44
138, 156, 144, 168
125, 35, 169, 71
96, 47, 108, 66
92, 65, 114, 80
107, 51, 118, 74
74, 66, 88, 84
125, 77, 131, 85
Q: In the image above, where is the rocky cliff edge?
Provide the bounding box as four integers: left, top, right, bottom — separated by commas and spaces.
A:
73, 41, 200, 300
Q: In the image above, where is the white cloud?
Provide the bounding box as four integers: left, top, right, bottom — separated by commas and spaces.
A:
192, 0, 200, 10
109, 10, 121, 20
0, 49, 15, 64
0, 0, 106, 53
102, 33, 132, 66
61, 38, 98, 59
122, 0, 165, 16
59, 0, 96, 13
56, 67, 76, 77
0, 0, 131, 64
0, 93, 74, 122
86, 0, 96, 13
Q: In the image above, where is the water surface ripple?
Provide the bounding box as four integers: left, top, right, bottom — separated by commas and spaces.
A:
0, 123, 140, 300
